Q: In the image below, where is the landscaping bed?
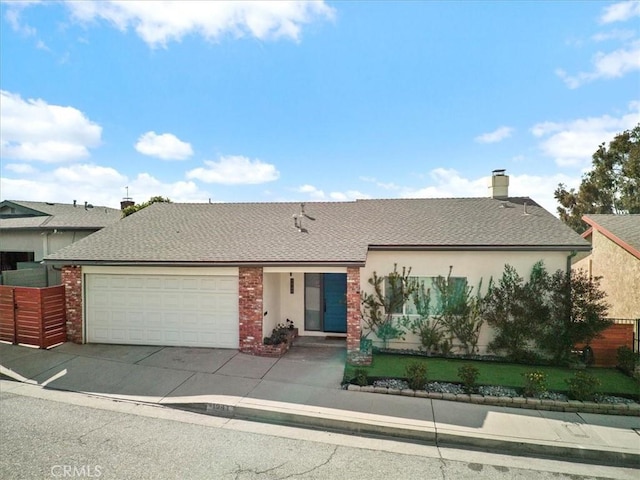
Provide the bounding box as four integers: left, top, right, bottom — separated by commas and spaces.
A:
343, 354, 640, 415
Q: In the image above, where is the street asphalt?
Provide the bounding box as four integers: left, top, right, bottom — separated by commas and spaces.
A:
1, 341, 639, 468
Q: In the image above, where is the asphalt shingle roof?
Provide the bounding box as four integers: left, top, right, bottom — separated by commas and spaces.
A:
584, 214, 640, 255
0, 200, 121, 230
45, 197, 589, 265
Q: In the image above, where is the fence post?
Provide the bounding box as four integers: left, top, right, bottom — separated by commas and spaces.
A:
12, 287, 17, 345
39, 288, 45, 348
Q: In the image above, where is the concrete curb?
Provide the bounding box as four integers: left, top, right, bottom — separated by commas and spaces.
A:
165, 398, 640, 468
348, 384, 640, 416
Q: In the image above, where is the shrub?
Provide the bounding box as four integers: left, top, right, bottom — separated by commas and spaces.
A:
439, 339, 453, 356
361, 265, 416, 349
458, 364, 480, 393
353, 368, 369, 387
566, 371, 601, 401
433, 271, 485, 355
418, 322, 445, 353
522, 370, 547, 398
405, 361, 428, 390
617, 346, 640, 378
485, 262, 610, 366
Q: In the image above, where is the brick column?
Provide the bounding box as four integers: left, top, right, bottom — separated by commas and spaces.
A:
346, 267, 361, 353
238, 267, 264, 353
62, 266, 83, 343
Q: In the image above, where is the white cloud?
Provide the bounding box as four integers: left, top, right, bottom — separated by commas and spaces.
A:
0, 163, 211, 207
531, 104, 640, 168
475, 126, 514, 144
359, 176, 401, 191
52, 163, 127, 185
297, 184, 325, 199
402, 168, 580, 215
135, 131, 193, 160
186, 155, 280, 185
404, 168, 488, 198
600, 1, 640, 24
4, 1, 39, 36
0, 90, 102, 162
329, 190, 370, 201
35, 39, 50, 51
556, 40, 640, 88
63, 0, 335, 48
295, 184, 370, 201
592, 29, 635, 42
3, 163, 37, 174
128, 173, 208, 203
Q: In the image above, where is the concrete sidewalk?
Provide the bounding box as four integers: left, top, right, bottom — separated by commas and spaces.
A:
1, 342, 639, 467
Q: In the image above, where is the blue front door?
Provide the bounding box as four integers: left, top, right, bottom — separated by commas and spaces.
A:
322, 273, 347, 333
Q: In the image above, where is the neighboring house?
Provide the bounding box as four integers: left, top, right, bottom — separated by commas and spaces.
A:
573, 214, 640, 321
0, 200, 122, 285
45, 172, 590, 357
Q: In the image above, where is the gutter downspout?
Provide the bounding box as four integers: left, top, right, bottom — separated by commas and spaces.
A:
566, 250, 577, 275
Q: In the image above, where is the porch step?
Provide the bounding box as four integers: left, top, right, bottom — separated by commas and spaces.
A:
294, 337, 346, 349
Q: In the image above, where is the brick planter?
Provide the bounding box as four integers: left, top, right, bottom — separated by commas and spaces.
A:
251, 328, 298, 357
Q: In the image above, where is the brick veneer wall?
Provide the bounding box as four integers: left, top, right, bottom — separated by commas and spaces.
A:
62, 266, 83, 343
346, 267, 361, 353
239, 267, 264, 353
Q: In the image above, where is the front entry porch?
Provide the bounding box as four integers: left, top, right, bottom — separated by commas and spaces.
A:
240, 267, 361, 356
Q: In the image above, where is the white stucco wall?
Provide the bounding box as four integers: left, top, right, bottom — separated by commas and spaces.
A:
361, 249, 571, 353
262, 273, 282, 338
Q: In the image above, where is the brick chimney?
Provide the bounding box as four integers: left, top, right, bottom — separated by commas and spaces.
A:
489, 169, 509, 199
120, 198, 134, 210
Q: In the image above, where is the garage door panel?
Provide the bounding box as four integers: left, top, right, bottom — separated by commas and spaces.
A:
87, 273, 239, 348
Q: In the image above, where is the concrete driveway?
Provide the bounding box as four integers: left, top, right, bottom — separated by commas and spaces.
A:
0, 341, 347, 403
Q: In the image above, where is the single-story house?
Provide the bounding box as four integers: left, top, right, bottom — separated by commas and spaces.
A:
45, 172, 590, 356
573, 214, 640, 321
0, 200, 122, 285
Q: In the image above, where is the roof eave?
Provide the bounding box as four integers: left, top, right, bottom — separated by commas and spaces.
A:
582, 215, 640, 260
44, 259, 367, 268
0, 226, 106, 231
367, 244, 592, 252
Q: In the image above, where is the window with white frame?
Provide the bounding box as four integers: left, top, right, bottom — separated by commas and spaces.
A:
385, 276, 468, 316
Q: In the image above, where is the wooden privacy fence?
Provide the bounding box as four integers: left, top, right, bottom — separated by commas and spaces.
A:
0, 285, 66, 348
575, 323, 634, 367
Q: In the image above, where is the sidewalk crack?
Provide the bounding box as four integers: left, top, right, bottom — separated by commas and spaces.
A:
159, 371, 197, 402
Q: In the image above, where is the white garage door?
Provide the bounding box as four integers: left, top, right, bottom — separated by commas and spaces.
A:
86, 273, 239, 348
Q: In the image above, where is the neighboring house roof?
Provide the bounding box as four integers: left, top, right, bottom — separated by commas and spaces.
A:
45, 197, 590, 266
582, 214, 640, 260
0, 200, 121, 230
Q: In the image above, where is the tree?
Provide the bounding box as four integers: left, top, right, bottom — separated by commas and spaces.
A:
537, 269, 610, 365
483, 263, 546, 362
122, 196, 172, 218
361, 265, 415, 349
554, 124, 640, 233
431, 268, 485, 355
484, 262, 611, 365
402, 278, 443, 354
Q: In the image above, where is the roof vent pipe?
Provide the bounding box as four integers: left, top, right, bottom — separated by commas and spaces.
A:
489, 169, 509, 200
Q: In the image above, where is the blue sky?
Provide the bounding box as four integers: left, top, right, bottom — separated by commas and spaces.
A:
1, 1, 639, 213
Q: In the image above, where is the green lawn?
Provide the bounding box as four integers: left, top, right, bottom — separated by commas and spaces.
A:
344, 354, 640, 398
